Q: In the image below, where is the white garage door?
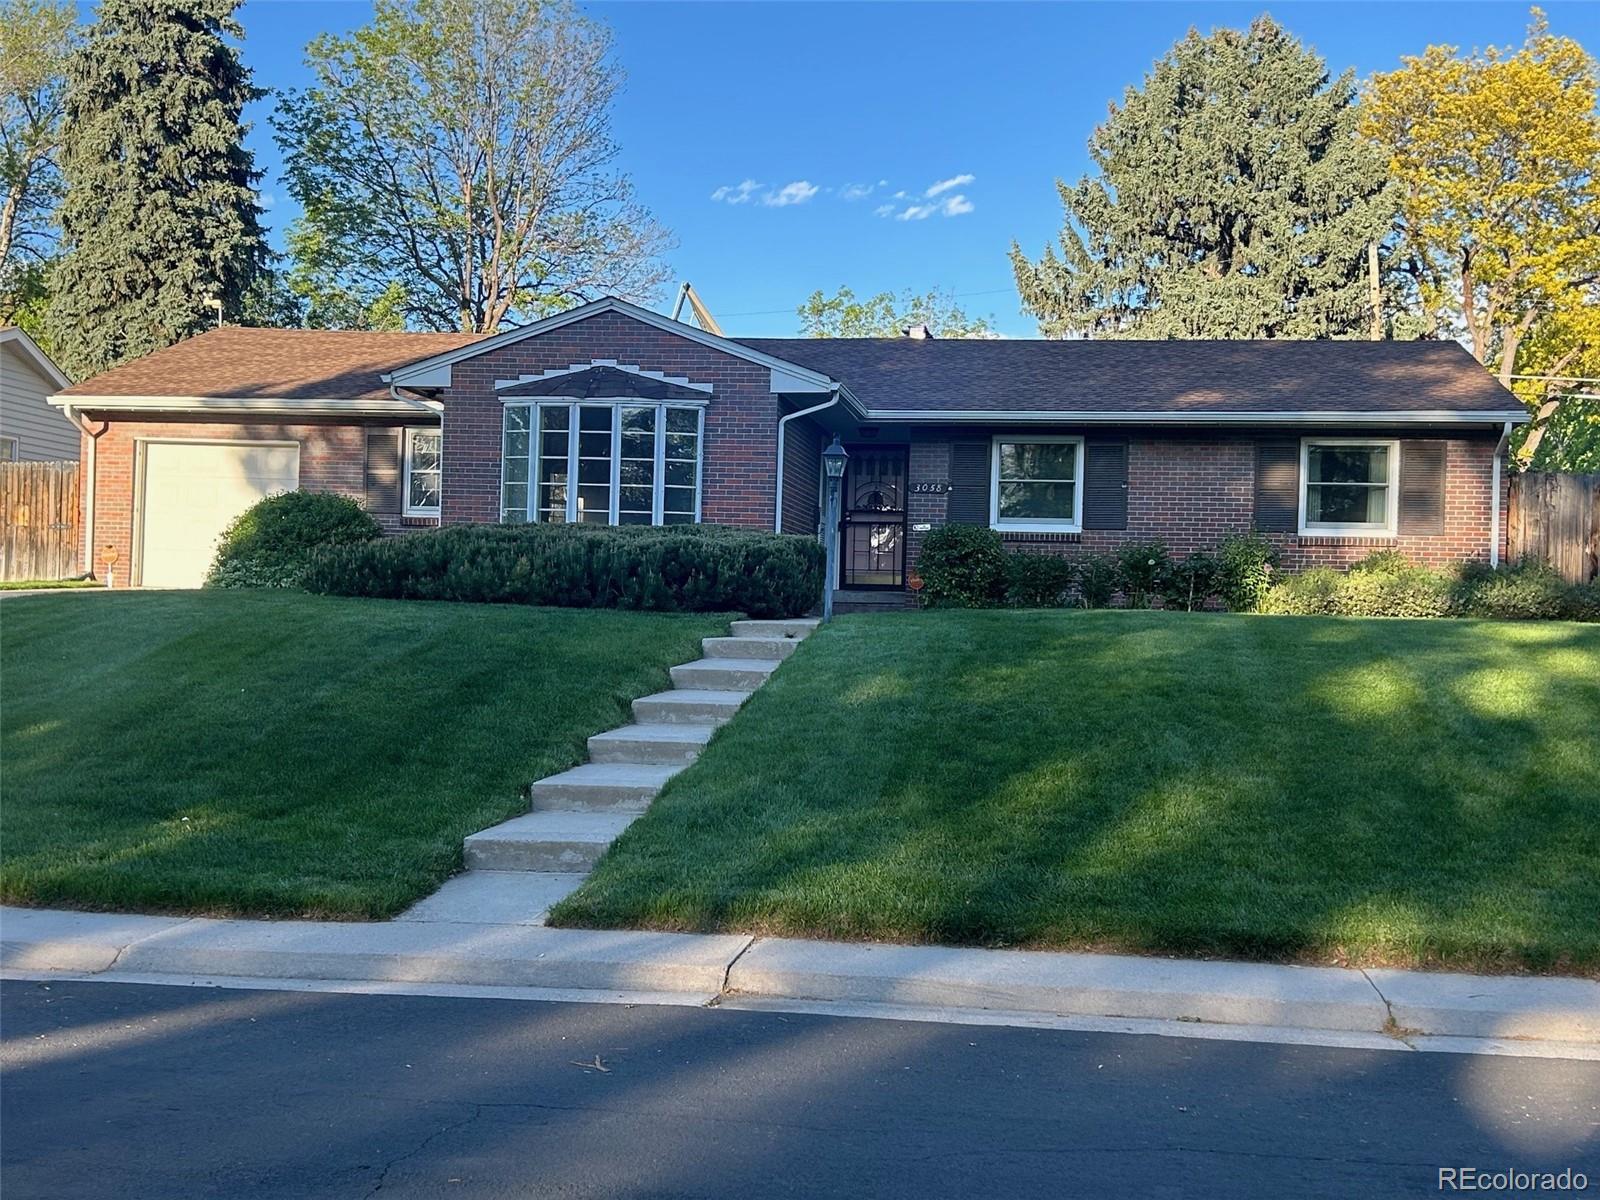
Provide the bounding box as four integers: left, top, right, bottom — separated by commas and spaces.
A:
139, 441, 300, 588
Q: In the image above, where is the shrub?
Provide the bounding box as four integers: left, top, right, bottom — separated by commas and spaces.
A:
1076, 554, 1118, 609
1262, 567, 1342, 615
1348, 548, 1414, 575
1160, 551, 1223, 612
1565, 578, 1600, 622
1215, 532, 1279, 613
1114, 540, 1171, 609
1333, 565, 1453, 618
1005, 551, 1075, 608
917, 524, 1008, 608
1451, 559, 1572, 620
302, 522, 824, 618
206, 490, 381, 589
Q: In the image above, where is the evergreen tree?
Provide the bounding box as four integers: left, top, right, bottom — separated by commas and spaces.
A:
1011, 16, 1392, 339
48, 0, 266, 378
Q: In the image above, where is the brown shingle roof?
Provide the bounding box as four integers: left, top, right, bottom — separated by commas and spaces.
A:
57, 327, 485, 402
736, 336, 1519, 415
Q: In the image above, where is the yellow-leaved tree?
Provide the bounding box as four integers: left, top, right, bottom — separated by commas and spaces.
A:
1364, 10, 1600, 469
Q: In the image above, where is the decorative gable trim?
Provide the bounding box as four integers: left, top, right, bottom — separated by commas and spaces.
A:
495, 359, 713, 394
385, 296, 836, 394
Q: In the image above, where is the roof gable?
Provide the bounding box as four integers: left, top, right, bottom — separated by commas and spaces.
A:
0, 327, 71, 390
387, 297, 836, 394
498, 362, 712, 401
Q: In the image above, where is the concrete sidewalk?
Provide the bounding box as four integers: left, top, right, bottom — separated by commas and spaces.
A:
3, 905, 1595, 1050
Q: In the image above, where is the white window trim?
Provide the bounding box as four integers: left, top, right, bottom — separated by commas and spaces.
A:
989, 435, 1085, 533
1297, 437, 1400, 537
500, 399, 703, 527
403, 426, 442, 517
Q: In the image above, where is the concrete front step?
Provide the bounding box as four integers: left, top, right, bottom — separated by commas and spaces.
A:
529, 762, 682, 811
463, 811, 639, 872
729, 618, 820, 640
670, 657, 779, 691
588, 722, 718, 765
633, 688, 750, 724
702, 635, 799, 661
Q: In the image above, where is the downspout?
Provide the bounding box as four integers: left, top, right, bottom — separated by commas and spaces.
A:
60, 403, 107, 581
1490, 420, 1512, 568
775, 388, 841, 533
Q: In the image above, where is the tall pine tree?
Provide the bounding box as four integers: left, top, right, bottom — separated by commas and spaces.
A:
48, 0, 266, 378
1011, 16, 1392, 340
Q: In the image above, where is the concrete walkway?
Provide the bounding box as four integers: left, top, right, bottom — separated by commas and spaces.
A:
3, 905, 1595, 1056
408, 617, 819, 922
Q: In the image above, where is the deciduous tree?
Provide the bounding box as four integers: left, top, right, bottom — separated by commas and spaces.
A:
797, 286, 993, 338
274, 0, 671, 333
1363, 10, 1600, 467
1011, 16, 1393, 339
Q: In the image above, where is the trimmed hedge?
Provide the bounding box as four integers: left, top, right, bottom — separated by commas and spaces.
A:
1263, 554, 1598, 621
917, 524, 1009, 608
207, 491, 382, 589
300, 523, 824, 619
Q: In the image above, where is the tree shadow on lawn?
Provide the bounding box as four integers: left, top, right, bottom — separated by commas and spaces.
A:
558, 613, 1600, 974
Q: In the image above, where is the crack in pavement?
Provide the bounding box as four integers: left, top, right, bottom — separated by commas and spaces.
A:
364, 1103, 486, 1197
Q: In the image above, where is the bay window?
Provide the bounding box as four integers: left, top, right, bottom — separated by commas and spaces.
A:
1299, 439, 1398, 535
501, 400, 702, 526
990, 435, 1083, 531
403, 427, 441, 516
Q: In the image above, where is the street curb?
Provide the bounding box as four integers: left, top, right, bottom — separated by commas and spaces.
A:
4, 907, 1596, 1045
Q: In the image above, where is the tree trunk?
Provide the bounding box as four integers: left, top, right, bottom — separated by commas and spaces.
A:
1367, 241, 1382, 340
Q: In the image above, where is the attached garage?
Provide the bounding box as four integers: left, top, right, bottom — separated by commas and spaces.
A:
136, 440, 300, 587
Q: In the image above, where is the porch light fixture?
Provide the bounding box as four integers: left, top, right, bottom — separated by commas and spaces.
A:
821, 437, 849, 623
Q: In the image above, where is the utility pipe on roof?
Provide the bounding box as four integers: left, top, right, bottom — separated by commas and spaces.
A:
775, 388, 841, 534
1490, 420, 1513, 568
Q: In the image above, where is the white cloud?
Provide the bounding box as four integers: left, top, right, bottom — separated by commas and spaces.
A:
711, 179, 763, 205
925, 173, 975, 197
873, 202, 896, 217
892, 194, 974, 221
840, 182, 876, 201
764, 180, 820, 207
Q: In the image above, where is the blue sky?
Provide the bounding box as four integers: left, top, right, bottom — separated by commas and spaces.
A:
238, 1, 1599, 337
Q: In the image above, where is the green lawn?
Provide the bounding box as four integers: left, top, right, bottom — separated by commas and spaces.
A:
553, 611, 1600, 974
0, 579, 103, 590
1, 592, 725, 918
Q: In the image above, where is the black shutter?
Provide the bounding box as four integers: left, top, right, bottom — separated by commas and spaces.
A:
1398, 440, 1446, 535
947, 441, 989, 525
1082, 438, 1128, 530
1254, 440, 1299, 532
365, 428, 403, 514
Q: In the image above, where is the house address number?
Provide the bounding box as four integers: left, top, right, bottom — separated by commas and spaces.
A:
911, 481, 953, 495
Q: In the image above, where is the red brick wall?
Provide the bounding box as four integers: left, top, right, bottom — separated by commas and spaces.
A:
436, 310, 781, 529
902, 427, 1507, 575
79, 414, 417, 585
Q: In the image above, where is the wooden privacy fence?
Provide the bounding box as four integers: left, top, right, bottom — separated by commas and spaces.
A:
0, 461, 81, 582
1509, 472, 1600, 584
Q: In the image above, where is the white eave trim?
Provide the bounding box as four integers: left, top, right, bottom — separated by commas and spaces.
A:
1, 327, 72, 390
384, 296, 837, 394
860, 408, 1532, 426
47, 393, 442, 417
496, 359, 713, 394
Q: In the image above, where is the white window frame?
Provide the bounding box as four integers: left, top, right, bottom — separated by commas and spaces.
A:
989, 434, 1084, 533
499, 398, 705, 526
1297, 437, 1400, 537
403, 426, 442, 517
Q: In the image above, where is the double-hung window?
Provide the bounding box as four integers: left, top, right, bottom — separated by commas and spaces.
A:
500, 401, 703, 526
403, 427, 442, 516
1299, 439, 1398, 536
990, 436, 1083, 532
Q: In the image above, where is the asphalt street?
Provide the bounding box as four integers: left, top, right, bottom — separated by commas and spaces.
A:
2, 979, 1596, 1198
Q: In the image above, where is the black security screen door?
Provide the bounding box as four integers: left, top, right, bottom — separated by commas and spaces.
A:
840, 447, 908, 589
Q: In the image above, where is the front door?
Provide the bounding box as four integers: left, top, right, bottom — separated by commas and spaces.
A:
840, 446, 908, 589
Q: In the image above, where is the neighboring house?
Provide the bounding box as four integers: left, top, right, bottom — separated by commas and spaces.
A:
49, 296, 1528, 591
1, 327, 77, 462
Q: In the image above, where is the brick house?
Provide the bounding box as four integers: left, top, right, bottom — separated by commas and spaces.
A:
50, 296, 1527, 592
